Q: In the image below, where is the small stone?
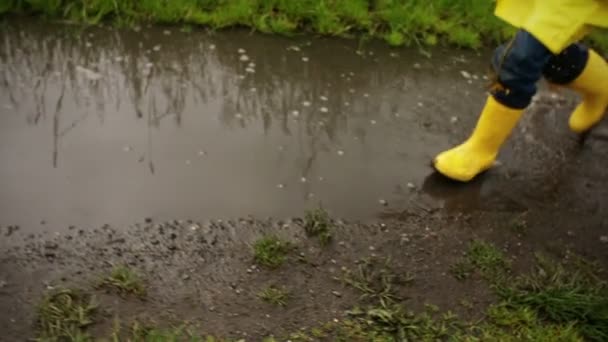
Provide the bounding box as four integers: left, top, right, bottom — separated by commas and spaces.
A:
567, 230, 575, 237
450, 116, 459, 124
407, 182, 416, 189
331, 291, 342, 297
369, 246, 375, 251
163, 30, 171, 35
413, 63, 421, 69
379, 199, 388, 206
182, 274, 190, 281
145, 217, 152, 223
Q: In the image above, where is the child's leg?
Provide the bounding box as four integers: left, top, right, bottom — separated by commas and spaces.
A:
433, 30, 553, 182
543, 44, 608, 133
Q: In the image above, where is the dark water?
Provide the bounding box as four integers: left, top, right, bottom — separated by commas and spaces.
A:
0, 20, 498, 230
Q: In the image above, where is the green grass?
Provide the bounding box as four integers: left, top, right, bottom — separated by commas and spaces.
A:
450, 240, 511, 282
0, 0, 544, 50
257, 286, 290, 306
36, 288, 97, 342
100, 266, 146, 298
253, 235, 291, 268
303, 207, 333, 246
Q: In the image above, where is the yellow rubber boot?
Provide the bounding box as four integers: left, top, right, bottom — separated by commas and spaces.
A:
433, 96, 524, 182
567, 50, 608, 133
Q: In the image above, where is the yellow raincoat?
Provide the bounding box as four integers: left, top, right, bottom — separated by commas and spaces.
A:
495, 0, 608, 53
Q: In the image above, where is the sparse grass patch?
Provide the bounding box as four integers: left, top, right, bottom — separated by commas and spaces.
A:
303, 207, 334, 246
258, 286, 290, 307
342, 257, 413, 307
450, 240, 511, 282
253, 235, 291, 268
37, 288, 97, 341
100, 265, 146, 298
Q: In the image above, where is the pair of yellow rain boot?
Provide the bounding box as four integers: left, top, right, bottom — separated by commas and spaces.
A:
434, 50, 608, 182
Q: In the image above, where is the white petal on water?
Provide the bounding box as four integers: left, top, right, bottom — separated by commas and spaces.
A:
235, 113, 243, 119
302, 101, 311, 107
85, 42, 92, 48
344, 102, 350, 106
248, 62, 256, 68
300, 177, 307, 183
407, 182, 416, 189
348, 89, 355, 94
472, 74, 479, 80
287, 45, 301, 52
417, 102, 424, 107
450, 116, 459, 124
198, 150, 207, 156
370, 120, 377, 125
277, 184, 285, 189
185, 160, 191, 165
209, 44, 216, 50
320, 107, 329, 113
75, 66, 102, 81
245, 67, 256, 73
114, 56, 124, 62
301, 56, 310, 62
239, 54, 250, 62
145, 62, 154, 68
390, 52, 399, 58
467, 80, 473, 84
349, 71, 355, 76
123, 146, 132, 152
460, 70, 471, 79
320, 96, 328, 101
163, 30, 171, 35
482, 75, 489, 80
238, 48, 246, 54
337, 150, 344, 156
237, 75, 246, 80
153, 45, 161, 52
250, 87, 257, 92
413, 63, 421, 69
363, 93, 369, 98
291, 110, 300, 117
319, 177, 324, 181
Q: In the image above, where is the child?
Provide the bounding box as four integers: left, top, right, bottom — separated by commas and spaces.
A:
433, 0, 608, 182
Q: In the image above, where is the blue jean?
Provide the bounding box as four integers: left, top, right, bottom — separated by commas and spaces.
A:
491, 30, 589, 109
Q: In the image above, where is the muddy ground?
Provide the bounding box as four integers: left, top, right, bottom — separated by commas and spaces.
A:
1, 20, 608, 341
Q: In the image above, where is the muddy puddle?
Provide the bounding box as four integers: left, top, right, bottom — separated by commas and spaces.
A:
1, 20, 607, 232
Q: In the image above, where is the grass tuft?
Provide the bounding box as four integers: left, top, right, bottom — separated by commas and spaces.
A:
258, 286, 290, 307
303, 207, 334, 246
253, 235, 291, 268
37, 288, 97, 341
451, 240, 511, 282
100, 265, 146, 298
